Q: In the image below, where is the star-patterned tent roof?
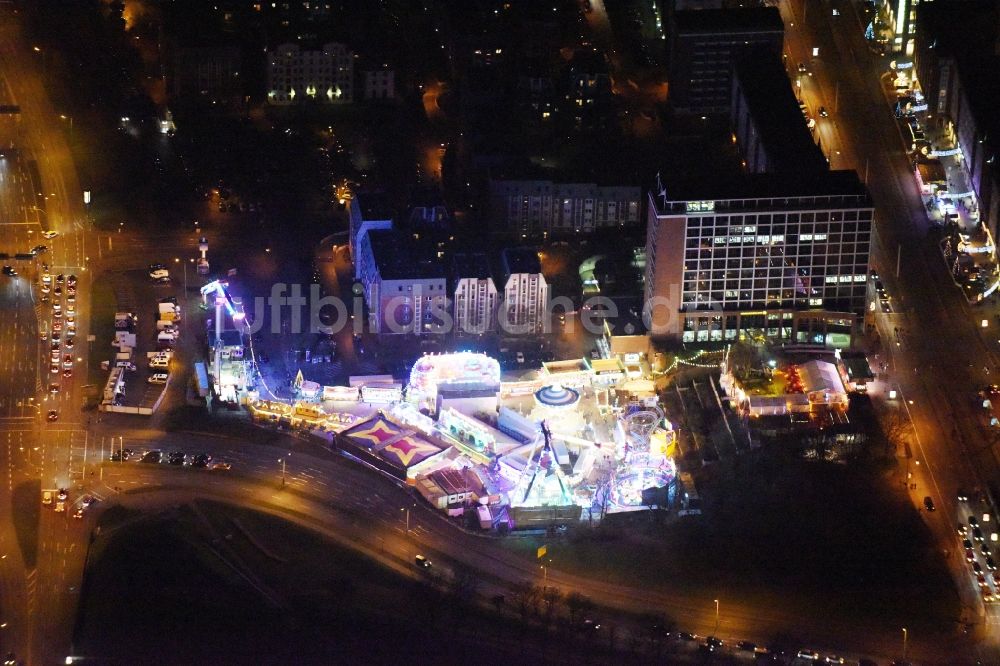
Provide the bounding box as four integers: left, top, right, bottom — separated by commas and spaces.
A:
341, 413, 407, 450
380, 435, 442, 468
340, 413, 444, 470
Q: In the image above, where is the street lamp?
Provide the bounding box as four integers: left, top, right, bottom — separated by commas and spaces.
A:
401, 506, 409, 533
278, 454, 289, 485
714, 598, 720, 634
902, 627, 908, 660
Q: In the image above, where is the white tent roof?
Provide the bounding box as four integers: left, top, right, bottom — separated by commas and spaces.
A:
797, 360, 846, 397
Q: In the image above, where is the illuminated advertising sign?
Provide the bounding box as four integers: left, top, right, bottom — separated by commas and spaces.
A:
685, 200, 715, 214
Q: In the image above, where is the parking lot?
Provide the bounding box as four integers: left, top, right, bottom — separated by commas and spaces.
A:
98, 265, 188, 412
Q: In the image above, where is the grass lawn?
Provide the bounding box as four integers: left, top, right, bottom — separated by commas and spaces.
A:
75, 501, 627, 665
501, 449, 959, 640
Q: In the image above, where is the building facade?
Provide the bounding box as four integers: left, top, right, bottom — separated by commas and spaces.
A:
356, 230, 447, 336
170, 46, 243, 108
913, 1, 1000, 241
266, 42, 353, 105
668, 7, 784, 115
489, 179, 641, 238
452, 254, 498, 335
501, 248, 549, 335
364, 69, 396, 100
644, 173, 874, 346
348, 191, 394, 279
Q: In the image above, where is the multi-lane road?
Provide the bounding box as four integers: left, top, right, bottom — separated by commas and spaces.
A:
0, 1, 994, 663
783, 0, 1000, 661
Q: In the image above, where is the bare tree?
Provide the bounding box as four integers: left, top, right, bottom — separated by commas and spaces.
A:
511, 581, 540, 621
564, 590, 595, 626
540, 585, 562, 626
877, 404, 912, 454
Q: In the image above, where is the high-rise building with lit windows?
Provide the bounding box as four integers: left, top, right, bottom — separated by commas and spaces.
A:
643, 171, 874, 346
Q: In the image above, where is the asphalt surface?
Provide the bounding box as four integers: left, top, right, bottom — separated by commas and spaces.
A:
784, 0, 1000, 662
0, 1, 989, 664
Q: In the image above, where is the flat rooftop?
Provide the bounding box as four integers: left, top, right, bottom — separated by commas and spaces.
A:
354, 191, 395, 222
734, 51, 828, 177
453, 253, 493, 281
502, 247, 542, 275
674, 7, 784, 35
655, 169, 871, 207
368, 229, 446, 280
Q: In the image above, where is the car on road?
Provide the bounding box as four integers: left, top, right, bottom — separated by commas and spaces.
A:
516, 351, 525, 364
923, 496, 935, 511
824, 656, 844, 665
797, 650, 820, 661
970, 515, 980, 527
116, 361, 137, 371
49, 383, 59, 394
110, 448, 134, 462
702, 636, 723, 652
67, 274, 77, 286
55, 273, 64, 284
797, 61, 808, 74
63, 354, 73, 369
981, 543, 991, 558
974, 561, 984, 575
191, 453, 212, 468
880, 299, 891, 313
140, 450, 163, 464
41, 273, 51, 284
167, 451, 186, 466
40, 283, 49, 294
992, 570, 1000, 585
736, 640, 757, 652
63, 368, 72, 378
81, 495, 93, 508
42, 490, 52, 505
414, 554, 432, 568
678, 632, 697, 642
31, 245, 47, 255
54, 501, 65, 513
49, 363, 59, 375
974, 527, 986, 542
208, 462, 231, 471
2, 266, 16, 277
42, 230, 58, 239
64, 337, 74, 349
988, 556, 997, 571
46, 410, 58, 422
57, 488, 68, 501
967, 549, 976, 563
147, 373, 168, 384
958, 525, 969, 537
964, 538, 974, 550
958, 488, 971, 502
73, 508, 84, 520
978, 573, 989, 587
